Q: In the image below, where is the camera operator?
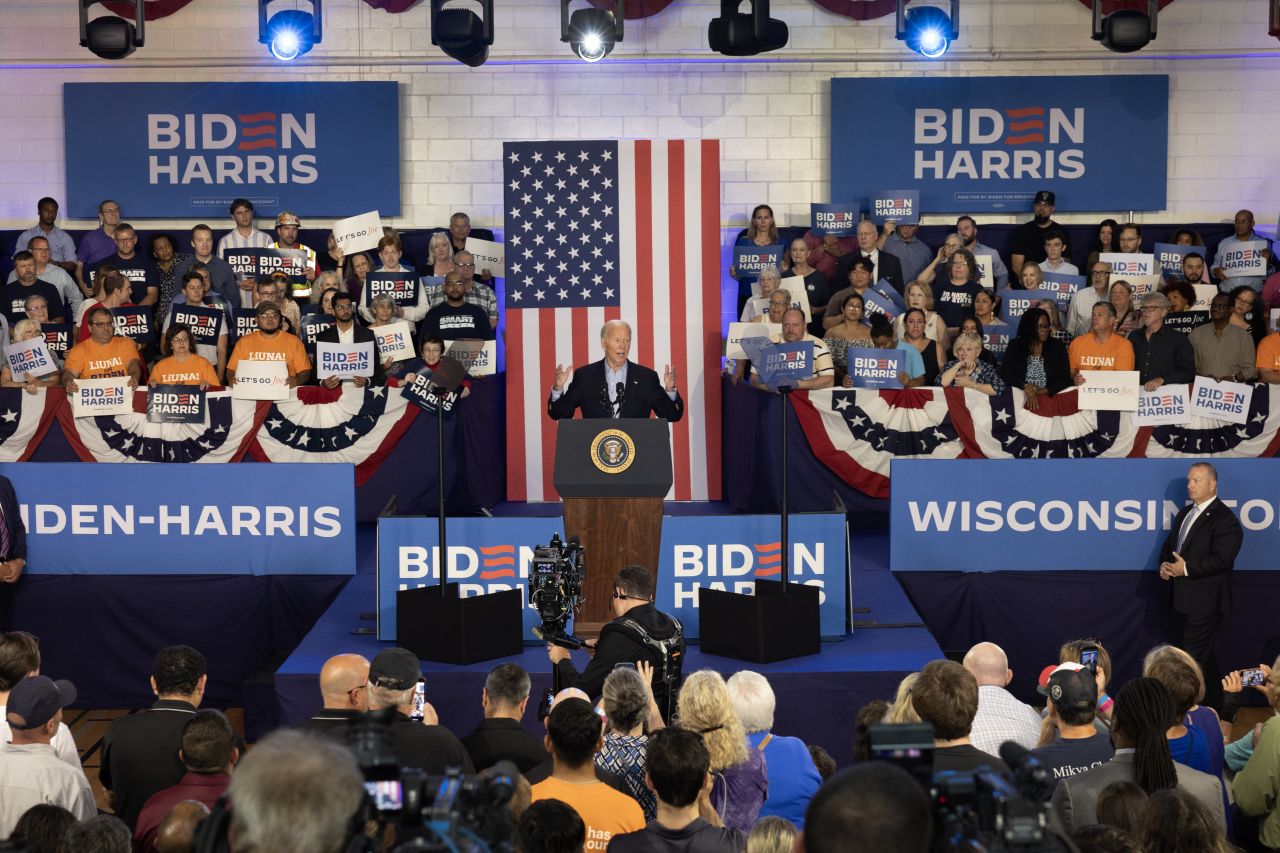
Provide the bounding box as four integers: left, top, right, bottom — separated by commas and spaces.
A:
545, 565, 684, 723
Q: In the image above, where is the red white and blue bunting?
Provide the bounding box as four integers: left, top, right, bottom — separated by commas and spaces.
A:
792, 385, 1280, 499
249, 384, 417, 471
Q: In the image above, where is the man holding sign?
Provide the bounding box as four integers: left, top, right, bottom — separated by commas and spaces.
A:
1128, 293, 1194, 392
750, 309, 834, 392
315, 293, 382, 388
63, 307, 141, 392
1069, 303, 1134, 385
226, 301, 311, 388
1213, 210, 1271, 293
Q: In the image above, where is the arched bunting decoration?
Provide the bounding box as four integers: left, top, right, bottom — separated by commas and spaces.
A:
1075, 0, 1177, 11
101, 0, 198, 20
587, 0, 675, 20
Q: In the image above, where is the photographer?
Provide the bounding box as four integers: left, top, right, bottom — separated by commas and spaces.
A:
546, 565, 684, 723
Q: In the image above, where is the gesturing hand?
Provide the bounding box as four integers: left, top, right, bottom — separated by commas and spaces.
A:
663, 364, 677, 392
553, 364, 572, 392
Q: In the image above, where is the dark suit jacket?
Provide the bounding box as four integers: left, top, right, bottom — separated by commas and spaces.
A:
1160, 497, 1242, 615
546, 359, 684, 422
1051, 752, 1224, 834
315, 322, 386, 384
834, 250, 905, 295
0, 475, 26, 561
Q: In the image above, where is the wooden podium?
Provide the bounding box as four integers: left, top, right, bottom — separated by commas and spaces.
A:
553, 419, 673, 637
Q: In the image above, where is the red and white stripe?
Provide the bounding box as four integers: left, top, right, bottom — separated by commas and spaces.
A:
506, 139, 722, 502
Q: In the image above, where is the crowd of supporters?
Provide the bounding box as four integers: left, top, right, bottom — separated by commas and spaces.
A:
4, 198, 498, 394
5, 627, 1280, 852
729, 200, 1278, 402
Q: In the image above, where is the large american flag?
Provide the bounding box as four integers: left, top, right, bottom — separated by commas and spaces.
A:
503, 139, 722, 501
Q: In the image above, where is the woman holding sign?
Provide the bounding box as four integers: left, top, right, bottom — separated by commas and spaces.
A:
822, 292, 874, 381
900, 308, 945, 387
1, 320, 61, 394
731, 205, 779, 313
939, 333, 1005, 397
369, 294, 412, 381
161, 272, 227, 380
150, 325, 218, 389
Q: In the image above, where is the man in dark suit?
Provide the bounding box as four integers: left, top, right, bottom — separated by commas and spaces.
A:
315, 291, 385, 386
0, 474, 27, 629
547, 320, 683, 421
833, 220, 905, 295
1159, 462, 1243, 711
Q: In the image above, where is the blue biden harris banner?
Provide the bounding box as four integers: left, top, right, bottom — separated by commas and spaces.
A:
377, 513, 847, 641
5, 463, 355, 575
890, 458, 1280, 572
63, 82, 400, 219
831, 75, 1168, 213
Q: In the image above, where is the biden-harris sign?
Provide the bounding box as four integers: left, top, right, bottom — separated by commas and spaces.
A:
63, 82, 400, 218
830, 75, 1168, 212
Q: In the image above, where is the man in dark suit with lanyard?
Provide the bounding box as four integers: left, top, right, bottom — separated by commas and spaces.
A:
546, 320, 684, 422
1159, 462, 1242, 711
0, 475, 26, 629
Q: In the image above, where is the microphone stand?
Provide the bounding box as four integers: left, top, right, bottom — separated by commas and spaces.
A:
778, 384, 791, 591
437, 394, 451, 599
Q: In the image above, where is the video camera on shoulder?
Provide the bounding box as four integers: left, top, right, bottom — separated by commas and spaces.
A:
529, 533, 586, 650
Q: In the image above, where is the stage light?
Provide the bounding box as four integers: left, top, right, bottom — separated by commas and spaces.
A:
431, 0, 493, 67
79, 0, 144, 60
561, 0, 623, 63
259, 1, 322, 62
896, 0, 958, 59
1092, 0, 1157, 53
708, 0, 788, 57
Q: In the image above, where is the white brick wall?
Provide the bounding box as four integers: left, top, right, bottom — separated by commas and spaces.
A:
1, 0, 1279, 235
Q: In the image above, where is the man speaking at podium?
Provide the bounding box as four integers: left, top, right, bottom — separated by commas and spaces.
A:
547, 320, 684, 421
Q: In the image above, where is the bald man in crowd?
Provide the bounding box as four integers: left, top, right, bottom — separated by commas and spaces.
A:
154, 800, 210, 853
963, 641, 1043, 755
302, 653, 370, 732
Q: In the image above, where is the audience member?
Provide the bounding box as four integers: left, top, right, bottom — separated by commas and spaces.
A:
1221, 659, 1277, 772
753, 308, 837, 389
518, 799, 585, 853
175, 224, 237, 306
808, 744, 837, 780
913, 233, 962, 288
963, 642, 1043, 755
939, 332, 1005, 396
76, 267, 134, 342
9, 804, 74, 853
596, 665, 659, 820
851, 699, 890, 763
1094, 780, 1148, 834
12, 198, 77, 272
898, 307, 945, 385
216, 198, 272, 262
7, 236, 80, 317
1213, 209, 1270, 293
1071, 824, 1144, 853
153, 800, 209, 853
1051, 678, 1224, 834
1002, 308, 1071, 412
1116, 223, 1143, 255
303, 653, 370, 732
532, 698, 644, 849
1010, 191, 1071, 274
223, 729, 365, 853
972, 287, 1005, 329
1129, 292, 1195, 391
1085, 218, 1120, 272
799, 762, 931, 853
63, 814, 132, 853
1137, 787, 1236, 853
99, 645, 207, 828
526, 688, 632, 794
822, 292, 873, 379
956, 216, 1009, 290
1230, 283, 1267, 344
1030, 664, 1114, 799
894, 280, 948, 345
1234, 687, 1280, 851
821, 255, 875, 331
64, 304, 142, 393
932, 248, 983, 333
133, 708, 238, 853
677, 669, 766, 832
886, 672, 922, 724
421, 270, 494, 341
783, 238, 829, 333
1191, 292, 1258, 382
606, 727, 745, 853
77, 199, 122, 277
1070, 302, 1135, 384
741, 265, 781, 322
834, 220, 905, 295
1162, 278, 1196, 314
1039, 229, 1078, 276
879, 222, 933, 288
85, 223, 157, 306
462, 662, 548, 773
1068, 262, 1113, 337
727, 670, 821, 829
0, 676, 95, 835
225, 300, 312, 387
149, 233, 188, 325
910, 659, 1009, 773
1141, 646, 1220, 777
1060, 639, 1116, 728
351, 647, 474, 773
745, 815, 797, 853
0, 632, 78, 769
2, 251, 65, 326
1110, 280, 1141, 337
315, 292, 382, 387
270, 211, 319, 300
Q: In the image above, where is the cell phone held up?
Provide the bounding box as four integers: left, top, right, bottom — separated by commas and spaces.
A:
1241, 668, 1266, 688
409, 680, 426, 721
